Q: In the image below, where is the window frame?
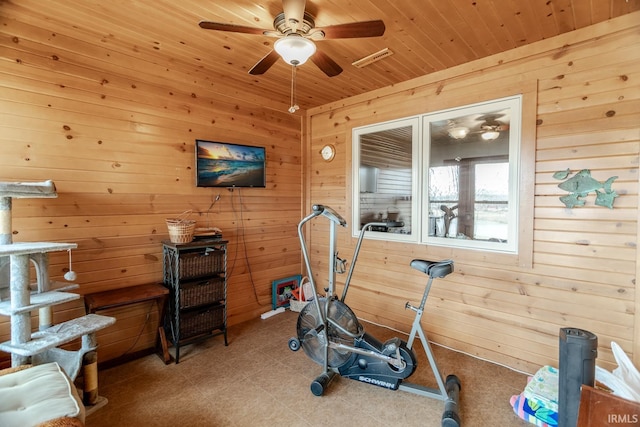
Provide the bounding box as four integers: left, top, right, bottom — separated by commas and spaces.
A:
349, 85, 535, 268
422, 95, 522, 253
351, 116, 421, 243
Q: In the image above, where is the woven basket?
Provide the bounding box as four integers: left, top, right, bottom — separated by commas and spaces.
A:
166, 211, 196, 243
290, 298, 309, 313
290, 276, 313, 313
180, 305, 224, 339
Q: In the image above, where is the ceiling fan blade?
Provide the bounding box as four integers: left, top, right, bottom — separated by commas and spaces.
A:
314, 20, 386, 39
248, 50, 281, 75
282, 0, 306, 32
311, 50, 342, 77
199, 21, 269, 35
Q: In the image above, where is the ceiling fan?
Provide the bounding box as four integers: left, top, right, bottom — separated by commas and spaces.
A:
198, 0, 385, 77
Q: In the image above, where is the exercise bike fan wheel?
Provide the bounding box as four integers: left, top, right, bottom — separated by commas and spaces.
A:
296, 297, 362, 368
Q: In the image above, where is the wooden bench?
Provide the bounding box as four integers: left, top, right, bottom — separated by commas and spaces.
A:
84, 283, 170, 364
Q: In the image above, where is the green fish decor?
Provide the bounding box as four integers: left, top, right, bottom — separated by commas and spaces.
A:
553, 169, 618, 209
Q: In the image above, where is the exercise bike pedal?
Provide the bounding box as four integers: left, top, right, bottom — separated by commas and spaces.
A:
382, 337, 401, 355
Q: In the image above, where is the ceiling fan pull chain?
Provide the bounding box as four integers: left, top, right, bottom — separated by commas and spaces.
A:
289, 65, 299, 113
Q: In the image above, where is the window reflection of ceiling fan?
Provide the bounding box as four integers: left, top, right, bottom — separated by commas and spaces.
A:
445, 114, 510, 141
198, 0, 385, 77
474, 114, 509, 140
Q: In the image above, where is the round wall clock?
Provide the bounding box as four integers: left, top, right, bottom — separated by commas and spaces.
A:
320, 144, 336, 162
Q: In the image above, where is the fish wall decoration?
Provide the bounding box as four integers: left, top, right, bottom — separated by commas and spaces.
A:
553, 169, 618, 209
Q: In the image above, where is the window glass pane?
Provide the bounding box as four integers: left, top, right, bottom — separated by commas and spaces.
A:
352, 118, 418, 241
423, 95, 521, 252
474, 163, 509, 241
429, 166, 459, 202
428, 166, 459, 237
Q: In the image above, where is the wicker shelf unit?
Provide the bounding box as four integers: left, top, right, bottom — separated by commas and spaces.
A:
162, 239, 228, 363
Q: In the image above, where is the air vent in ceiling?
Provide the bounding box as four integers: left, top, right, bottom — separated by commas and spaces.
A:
352, 48, 393, 68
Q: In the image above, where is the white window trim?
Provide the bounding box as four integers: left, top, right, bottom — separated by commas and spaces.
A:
351, 95, 523, 254
422, 95, 522, 253
351, 116, 421, 243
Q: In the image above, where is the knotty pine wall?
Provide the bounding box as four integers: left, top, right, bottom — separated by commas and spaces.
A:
305, 13, 640, 374
0, 12, 302, 365
1, 6, 638, 376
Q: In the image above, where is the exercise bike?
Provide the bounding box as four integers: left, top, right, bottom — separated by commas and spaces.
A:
288, 204, 462, 427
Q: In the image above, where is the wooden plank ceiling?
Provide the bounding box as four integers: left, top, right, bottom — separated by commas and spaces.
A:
3, 0, 639, 111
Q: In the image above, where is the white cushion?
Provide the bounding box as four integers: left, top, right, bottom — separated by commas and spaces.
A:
0, 362, 83, 427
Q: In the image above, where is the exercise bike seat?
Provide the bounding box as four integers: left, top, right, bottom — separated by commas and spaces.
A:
410, 259, 454, 278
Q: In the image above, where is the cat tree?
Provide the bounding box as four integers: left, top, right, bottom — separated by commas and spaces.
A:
0, 180, 114, 405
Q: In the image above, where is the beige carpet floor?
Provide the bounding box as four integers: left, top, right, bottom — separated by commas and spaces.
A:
87, 309, 532, 426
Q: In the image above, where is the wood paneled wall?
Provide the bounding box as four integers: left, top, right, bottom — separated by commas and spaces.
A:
305, 13, 640, 374
1, 4, 638, 376
0, 11, 302, 365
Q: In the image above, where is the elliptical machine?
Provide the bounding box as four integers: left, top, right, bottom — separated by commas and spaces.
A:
288, 204, 461, 427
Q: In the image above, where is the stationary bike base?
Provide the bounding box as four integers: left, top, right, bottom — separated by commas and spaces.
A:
294, 297, 417, 394
441, 375, 462, 427
311, 371, 337, 397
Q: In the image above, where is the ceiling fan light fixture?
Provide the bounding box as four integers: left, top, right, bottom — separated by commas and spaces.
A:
448, 126, 469, 139
481, 130, 500, 141
274, 35, 316, 66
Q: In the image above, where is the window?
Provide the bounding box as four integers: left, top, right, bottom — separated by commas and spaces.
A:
352, 117, 419, 242
352, 95, 522, 254
424, 95, 521, 252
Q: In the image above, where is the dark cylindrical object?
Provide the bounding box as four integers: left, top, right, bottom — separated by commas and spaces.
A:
441, 374, 461, 427
310, 371, 336, 396
558, 328, 597, 427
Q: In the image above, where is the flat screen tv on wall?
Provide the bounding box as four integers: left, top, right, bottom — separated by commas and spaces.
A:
195, 139, 266, 188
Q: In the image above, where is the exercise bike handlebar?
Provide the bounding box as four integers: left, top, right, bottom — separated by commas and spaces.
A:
298, 205, 348, 277
298, 205, 349, 323
312, 204, 347, 227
